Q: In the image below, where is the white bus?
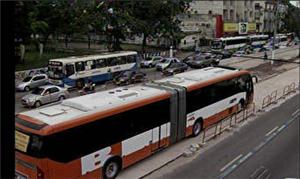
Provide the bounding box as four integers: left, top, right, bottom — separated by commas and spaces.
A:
248, 34, 269, 48
211, 36, 249, 51
16, 66, 254, 179
48, 51, 138, 88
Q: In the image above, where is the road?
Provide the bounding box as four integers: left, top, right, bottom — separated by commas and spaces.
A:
15, 45, 299, 114
151, 93, 300, 179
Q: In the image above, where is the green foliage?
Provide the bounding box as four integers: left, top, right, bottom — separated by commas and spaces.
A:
15, 0, 191, 52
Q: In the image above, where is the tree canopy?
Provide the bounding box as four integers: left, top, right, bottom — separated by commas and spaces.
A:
14, 0, 191, 51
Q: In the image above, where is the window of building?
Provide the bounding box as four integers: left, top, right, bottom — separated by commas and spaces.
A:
223, 9, 228, 20
230, 10, 234, 21
250, 11, 253, 18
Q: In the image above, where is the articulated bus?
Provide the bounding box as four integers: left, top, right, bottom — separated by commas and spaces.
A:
15, 66, 254, 179
48, 51, 138, 88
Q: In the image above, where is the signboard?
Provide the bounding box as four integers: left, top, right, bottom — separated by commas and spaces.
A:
223, 23, 238, 32
15, 131, 30, 152
239, 22, 248, 34
248, 23, 256, 31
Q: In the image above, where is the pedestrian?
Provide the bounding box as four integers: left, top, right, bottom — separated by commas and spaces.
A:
264, 51, 268, 60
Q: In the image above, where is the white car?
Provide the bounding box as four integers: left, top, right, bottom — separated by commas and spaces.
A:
156, 58, 180, 71
16, 74, 49, 91
140, 56, 163, 68
21, 85, 69, 108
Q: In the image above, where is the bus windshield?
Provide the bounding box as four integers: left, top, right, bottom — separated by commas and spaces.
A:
211, 40, 222, 49
15, 128, 46, 158
48, 61, 64, 79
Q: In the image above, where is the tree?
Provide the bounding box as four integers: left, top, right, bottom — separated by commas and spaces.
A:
280, 0, 300, 57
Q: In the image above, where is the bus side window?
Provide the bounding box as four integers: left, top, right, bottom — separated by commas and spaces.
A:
126, 55, 136, 63
95, 59, 106, 68
75, 62, 85, 72
65, 64, 75, 77
90, 60, 96, 69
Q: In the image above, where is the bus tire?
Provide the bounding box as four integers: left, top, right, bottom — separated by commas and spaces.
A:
238, 99, 245, 112
103, 157, 122, 179
192, 119, 202, 137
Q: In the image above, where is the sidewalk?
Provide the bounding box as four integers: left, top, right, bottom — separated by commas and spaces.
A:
117, 67, 299, 179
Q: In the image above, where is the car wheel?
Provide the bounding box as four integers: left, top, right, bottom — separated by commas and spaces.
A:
192, 120, 202, 137
59, 96, 65, 101
34, 101, 42, 108
24, 86, 30, 92
103, 159, 121, 179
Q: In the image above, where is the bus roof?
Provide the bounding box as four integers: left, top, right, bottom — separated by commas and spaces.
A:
16, 67, 249, 135
16, 85, 170, 135
156, 67, 247, 91
248, 34, 269, 38
49, 51, 138, 63
214, 36, 248, 41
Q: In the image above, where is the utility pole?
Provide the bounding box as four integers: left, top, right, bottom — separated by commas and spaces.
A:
271, 0, 278, 65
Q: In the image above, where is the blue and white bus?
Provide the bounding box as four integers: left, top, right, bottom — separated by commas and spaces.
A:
211, 36, 248, 52
248, 34, 269, 48
48, 51, 138, 88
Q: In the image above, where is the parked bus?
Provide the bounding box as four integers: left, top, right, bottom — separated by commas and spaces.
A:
15, 66, 254, 179
47, 51, 138, 88
211, 36, 249, 51
248, 34, 269, 48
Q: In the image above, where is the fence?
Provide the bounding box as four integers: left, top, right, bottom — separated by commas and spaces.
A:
201, 102, 256, 144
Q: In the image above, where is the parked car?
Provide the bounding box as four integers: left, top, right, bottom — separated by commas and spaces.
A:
162, 62, 188, 76
16, 74, 49, 91
184, 53, 220, 69
140, 56, 163, 68
156, 57, 180, 71
113, 70, 146, 86
21, 85, 69, 108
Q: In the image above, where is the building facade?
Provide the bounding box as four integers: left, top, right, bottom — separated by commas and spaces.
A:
178, 0, 276, 48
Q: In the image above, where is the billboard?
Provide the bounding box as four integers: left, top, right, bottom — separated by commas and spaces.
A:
239, 22, 248, 34
223, 22, 256, 34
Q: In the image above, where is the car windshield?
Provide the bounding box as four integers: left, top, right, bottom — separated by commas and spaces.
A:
31, 87, 44, 95
145, 57, 152, 61
153, 57, 161, 61
160, 59, 170, 63
23, 77, 32, 82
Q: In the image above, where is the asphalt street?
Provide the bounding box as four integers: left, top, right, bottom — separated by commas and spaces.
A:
14, 46, 299, 114
154, 93, 300, 179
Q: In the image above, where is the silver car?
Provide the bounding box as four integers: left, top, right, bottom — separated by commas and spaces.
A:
21, 85, 69, 108
16, 74, 49, 91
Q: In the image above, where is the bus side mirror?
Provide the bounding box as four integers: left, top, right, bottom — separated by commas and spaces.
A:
251, 75, 258, 84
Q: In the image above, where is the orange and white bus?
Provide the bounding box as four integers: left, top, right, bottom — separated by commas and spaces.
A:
15, 66, 254, 179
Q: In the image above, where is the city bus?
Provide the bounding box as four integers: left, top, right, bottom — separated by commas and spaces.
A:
211, 36, 249, 52
248, 34, 269, 48
47, 51, 138, 88
15, 66, 254, 179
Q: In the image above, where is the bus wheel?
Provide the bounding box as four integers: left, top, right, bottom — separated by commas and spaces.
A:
103, 159, 121, 179
238, 99, 245, 112
192, 120, 202, 137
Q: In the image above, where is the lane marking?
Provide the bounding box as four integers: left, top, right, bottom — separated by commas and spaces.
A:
292, 109, 300, 116
220, 154, 243, 172
219, 115, 298, 179
250, 166, 266, 178
277, 125, 286, 132
265, 126, 279, 137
